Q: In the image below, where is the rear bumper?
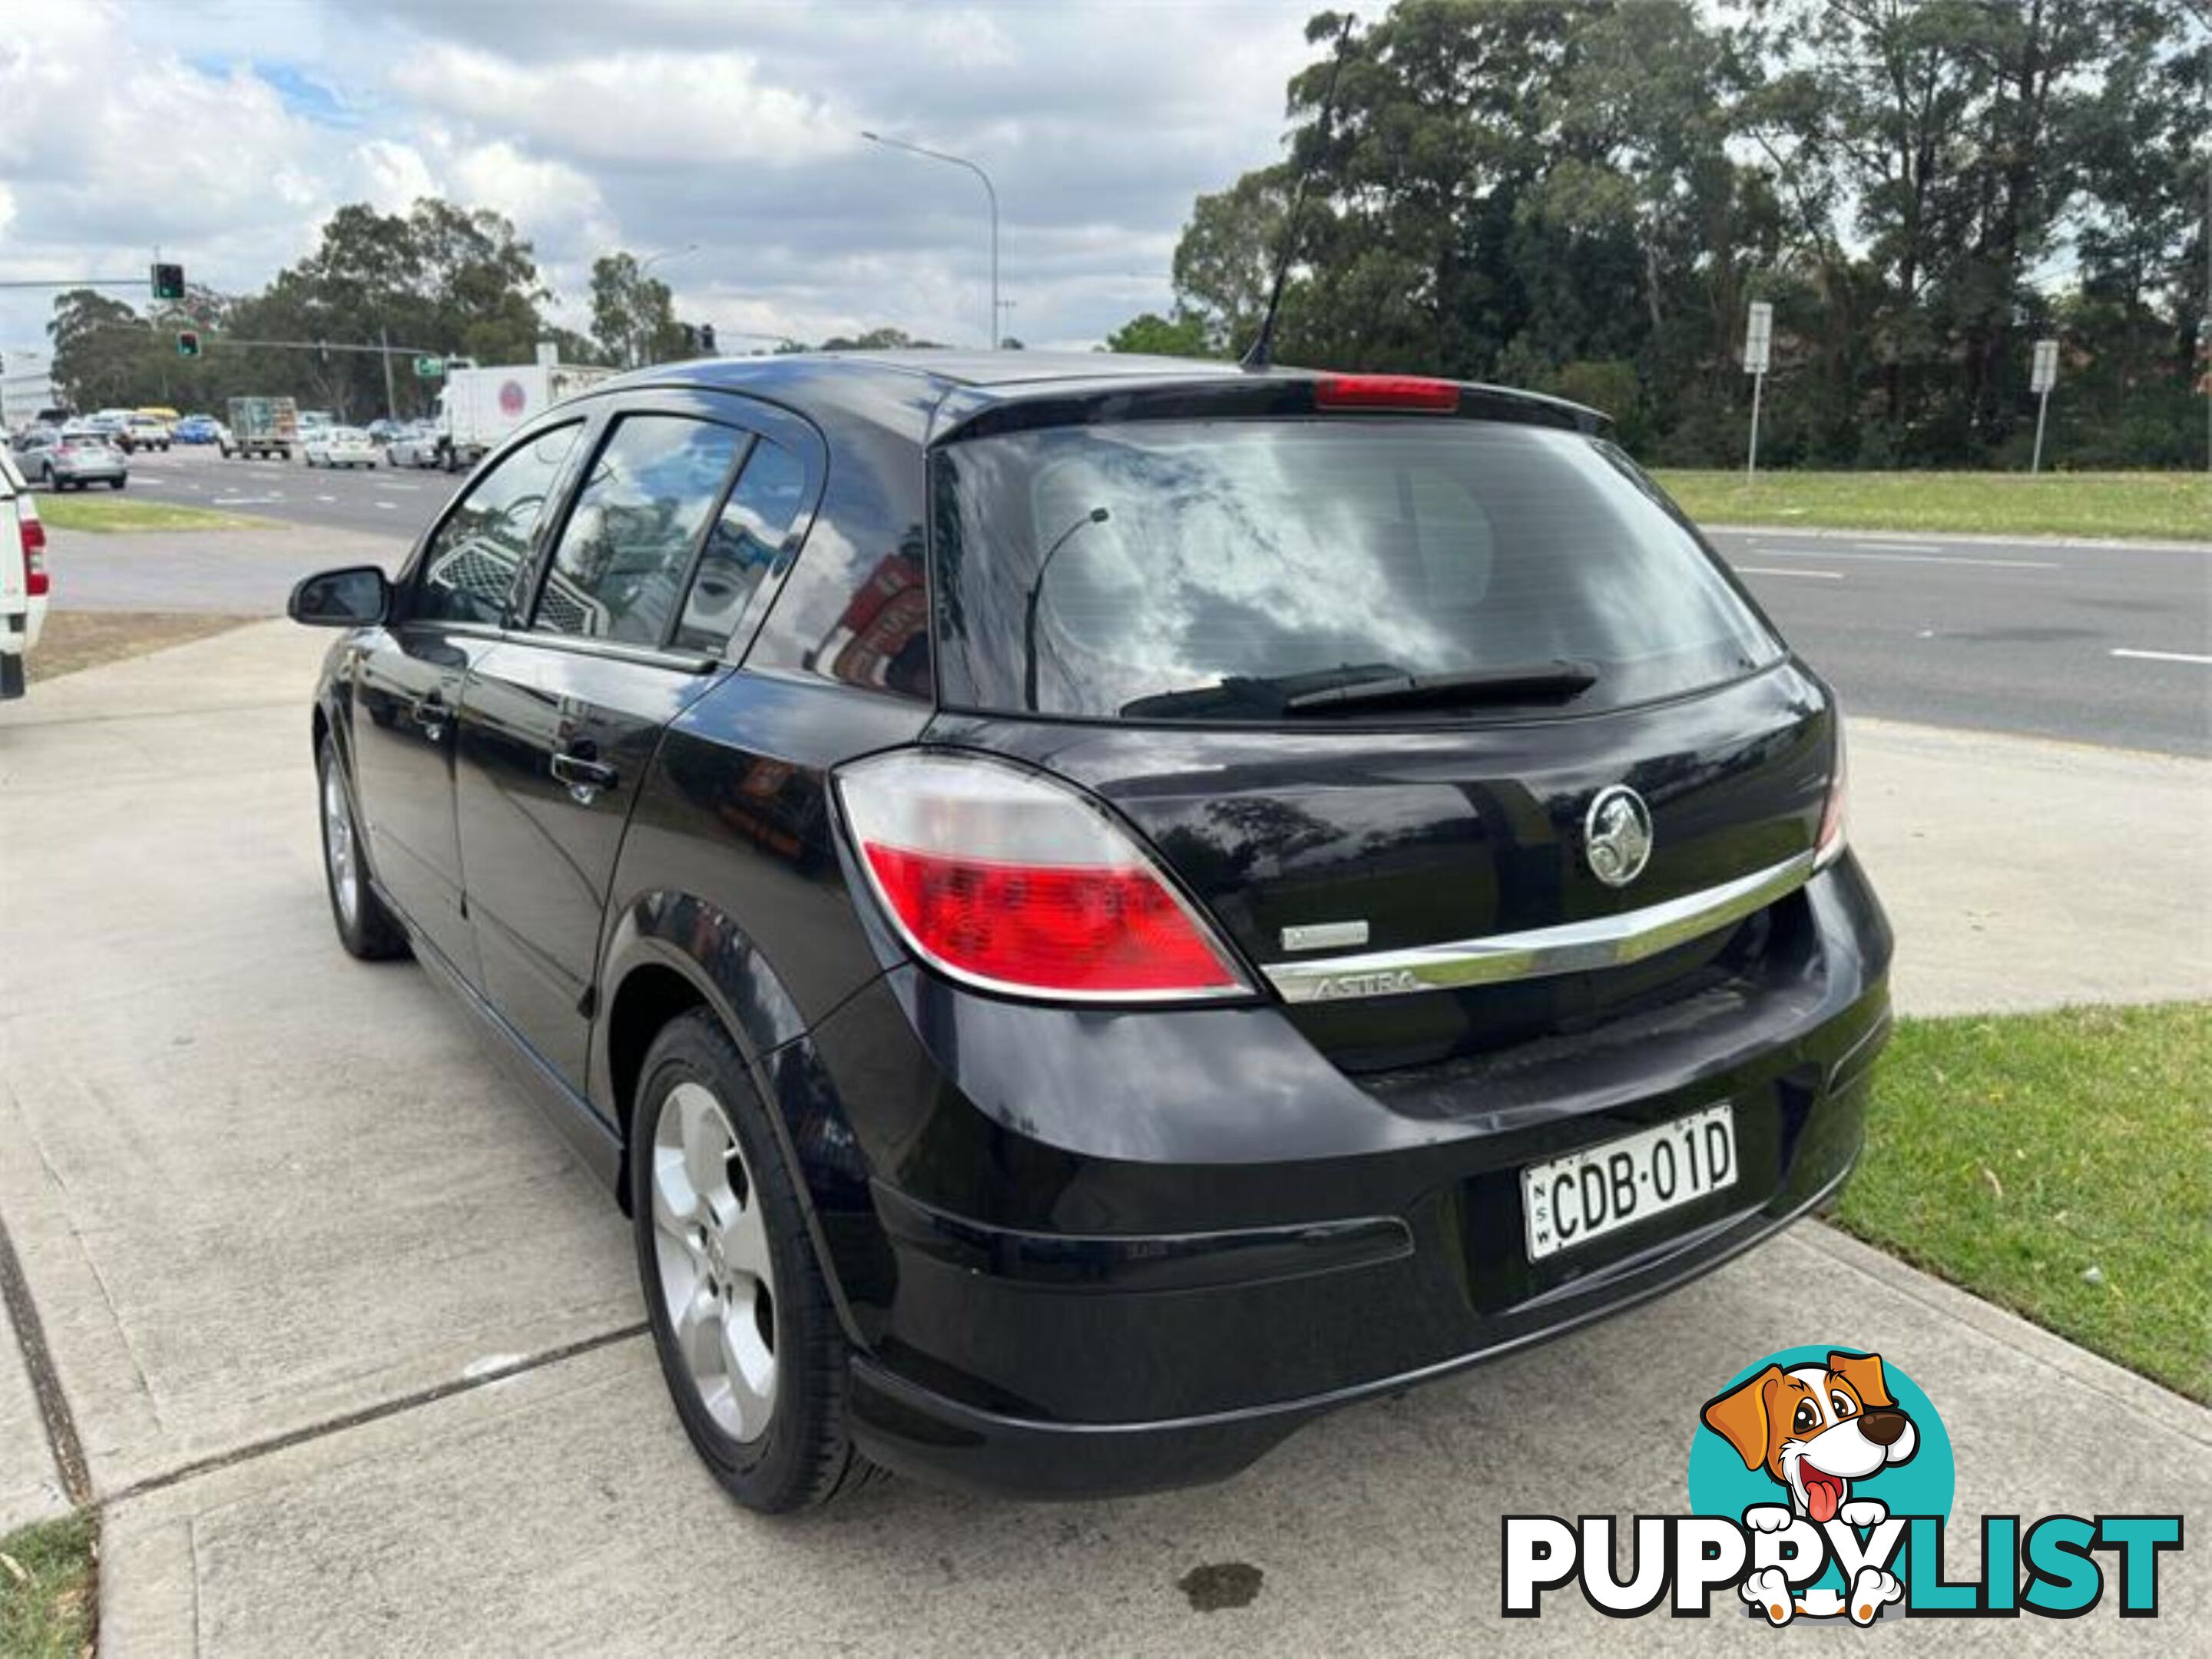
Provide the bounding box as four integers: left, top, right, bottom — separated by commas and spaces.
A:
849, 1157, 1859, 1499
804, 856, 1892, 1498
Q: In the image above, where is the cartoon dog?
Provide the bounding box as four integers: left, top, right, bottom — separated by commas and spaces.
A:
1701, 1350, 1917, 1625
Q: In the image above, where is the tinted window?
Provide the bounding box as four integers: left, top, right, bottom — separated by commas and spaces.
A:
672, 436, 808, 656
532, 415, 748, 646
932, 420, 1781, 721
413, 424, 581, 626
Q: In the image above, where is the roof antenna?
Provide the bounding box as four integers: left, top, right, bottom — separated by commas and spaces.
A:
1242, 13, 1358, 373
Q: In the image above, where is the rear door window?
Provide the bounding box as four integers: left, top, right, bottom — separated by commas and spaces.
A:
671, 435, 808, 656
932, 419, 1782, 720
531, 415, 749, 647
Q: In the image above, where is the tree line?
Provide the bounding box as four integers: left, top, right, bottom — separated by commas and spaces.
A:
1110, 0, 2209, 470
38, 200, 951, 423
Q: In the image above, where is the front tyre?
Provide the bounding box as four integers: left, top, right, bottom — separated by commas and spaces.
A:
317, 736, 409, 960
631, 1012, 879, 1512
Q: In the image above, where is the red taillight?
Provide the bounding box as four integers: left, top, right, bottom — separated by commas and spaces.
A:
18, 506, 46, 597
1815, 724, 1847, 869
1313, 373, 1461, 412
836, 750, 1250, 1002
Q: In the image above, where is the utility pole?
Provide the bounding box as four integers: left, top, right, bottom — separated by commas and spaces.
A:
379, 323, 399, 421
1743, 301, 1773, 481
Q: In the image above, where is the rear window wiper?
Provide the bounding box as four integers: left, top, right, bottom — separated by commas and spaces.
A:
1283, 661, 1599, 715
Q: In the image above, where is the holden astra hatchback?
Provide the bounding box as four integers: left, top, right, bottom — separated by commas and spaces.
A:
289, 352, 1890, 1512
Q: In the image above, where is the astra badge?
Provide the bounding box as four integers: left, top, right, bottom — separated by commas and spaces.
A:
1584, 785, 1654, 888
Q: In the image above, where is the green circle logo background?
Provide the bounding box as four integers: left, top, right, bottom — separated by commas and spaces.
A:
1687, 1345, 1955, 1555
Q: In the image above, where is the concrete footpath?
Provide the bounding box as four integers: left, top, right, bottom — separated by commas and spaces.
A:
0, 621, 2205, 1655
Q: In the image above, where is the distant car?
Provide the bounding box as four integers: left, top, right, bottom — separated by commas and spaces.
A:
85, 412, 134, 452
38, 431, 127, 491
384, 422, 444, 469
127, 413, 171, 452
366, 418, 404, 444
11, 426, 58, 458
0, 448, 47, 699
297, 409, 336, 435
174, 415, 222, 445
303, 426, 379, 469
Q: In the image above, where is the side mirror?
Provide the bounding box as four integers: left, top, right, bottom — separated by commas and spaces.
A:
288, 565, 390, 628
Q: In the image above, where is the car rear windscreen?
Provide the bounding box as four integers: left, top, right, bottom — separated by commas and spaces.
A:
931, 418, 1783, 722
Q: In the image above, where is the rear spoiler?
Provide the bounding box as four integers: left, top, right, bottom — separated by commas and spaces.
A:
928, 368, 1611, 449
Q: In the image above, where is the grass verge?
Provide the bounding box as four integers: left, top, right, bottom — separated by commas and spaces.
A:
28, 611, 259, 680
0, 1512, 96, 1659
1651, 469, 2210, 542
1837, 1002, 2210, 1403
33, 495, 274, 534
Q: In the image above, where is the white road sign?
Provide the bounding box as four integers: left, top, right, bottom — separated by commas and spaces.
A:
1743, 302, 1773, 374
2032, 338, 2058, 394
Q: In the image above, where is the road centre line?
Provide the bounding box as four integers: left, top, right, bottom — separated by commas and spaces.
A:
2111, 647, 2212, 667
1737, 565, 1845, 580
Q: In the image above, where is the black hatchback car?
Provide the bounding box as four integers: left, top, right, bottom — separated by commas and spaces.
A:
290, 351, 1890, 1511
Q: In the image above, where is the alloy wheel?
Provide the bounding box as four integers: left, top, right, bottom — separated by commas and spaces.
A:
323, 762, 359, 926
651, 1081, 779, 1442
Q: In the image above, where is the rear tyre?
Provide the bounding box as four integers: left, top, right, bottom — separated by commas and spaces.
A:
109, 479, 124, 490
630, 1012, 880, 1513
317, 736, 409, 961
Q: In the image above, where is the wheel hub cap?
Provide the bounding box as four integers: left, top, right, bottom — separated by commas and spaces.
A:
650, 1081, 778, 1443
323, 766, 358, 926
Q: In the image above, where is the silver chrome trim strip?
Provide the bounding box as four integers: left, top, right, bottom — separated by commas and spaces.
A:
1263, 851, 1815, 1003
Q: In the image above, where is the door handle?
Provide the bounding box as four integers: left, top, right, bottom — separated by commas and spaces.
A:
409, 694, 448, 743
551, 750, 619, 805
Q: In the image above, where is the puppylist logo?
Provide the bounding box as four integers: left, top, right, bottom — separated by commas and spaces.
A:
1502, 1346, 2184, 1624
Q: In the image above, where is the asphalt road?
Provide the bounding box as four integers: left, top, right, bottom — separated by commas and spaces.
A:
61, 445, 2212, 757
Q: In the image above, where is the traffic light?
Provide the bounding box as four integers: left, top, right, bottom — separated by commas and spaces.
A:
698, 323, 717, 356
151, 263, 185, 300
176, 330, 200, 359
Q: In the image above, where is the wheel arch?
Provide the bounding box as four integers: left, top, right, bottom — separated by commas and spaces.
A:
594, 892, 889, 1350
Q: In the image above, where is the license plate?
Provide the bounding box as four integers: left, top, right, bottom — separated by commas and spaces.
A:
1522, 1103, 1738, 1262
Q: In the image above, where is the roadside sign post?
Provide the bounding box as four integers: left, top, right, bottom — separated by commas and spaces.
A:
2030, 338, 2058, 474
1743, 301, 1773, 481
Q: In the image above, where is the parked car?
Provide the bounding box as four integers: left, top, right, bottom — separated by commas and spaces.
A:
287, 352, 1888, 1514
303, 426, 379, 469
37, 430, 127, 491
127, 413, 172, 452
174, 414, 223, 445
0, 448, 47, 700
384, 421, 444, 469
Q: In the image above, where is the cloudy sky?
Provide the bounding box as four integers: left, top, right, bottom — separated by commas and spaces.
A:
0, 0, 1320, 367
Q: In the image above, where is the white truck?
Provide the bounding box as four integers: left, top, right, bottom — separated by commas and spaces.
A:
0, 449, 48, 701
435, 359, 615, 471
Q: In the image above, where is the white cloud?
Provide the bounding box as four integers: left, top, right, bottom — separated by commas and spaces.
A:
0, 0, 1317, 356
390, 44, 855, 167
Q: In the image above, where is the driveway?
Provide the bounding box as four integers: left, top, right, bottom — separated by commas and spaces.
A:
1, 622, 2205, 1654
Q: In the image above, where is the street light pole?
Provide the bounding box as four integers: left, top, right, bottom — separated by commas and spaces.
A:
862, 131, 998, 349
633, 244, 699, 368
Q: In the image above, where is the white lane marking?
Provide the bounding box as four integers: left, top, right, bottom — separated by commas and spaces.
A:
212, 495, 276, 506
375, 501, 397, 510
1747, 547, 2058, 571
376, 483, 422, 492
316, 494, 337, 502
1737, 565, 1844, 580
1852, 540, 1940, 552
2111, 647, 2212, 667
